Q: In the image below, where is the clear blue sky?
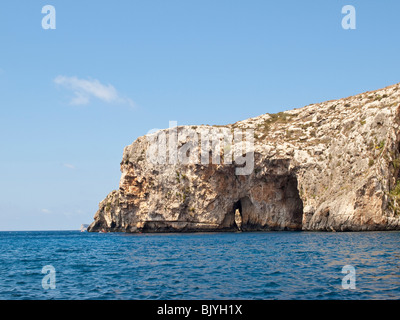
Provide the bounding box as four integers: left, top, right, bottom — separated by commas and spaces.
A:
1, 0, 399, 230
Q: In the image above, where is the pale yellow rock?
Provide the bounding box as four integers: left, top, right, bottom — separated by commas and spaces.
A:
235, 209, 242, 231
88, 83, 400, 232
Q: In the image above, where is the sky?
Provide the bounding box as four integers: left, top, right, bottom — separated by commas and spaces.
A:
1, 0, 400, 231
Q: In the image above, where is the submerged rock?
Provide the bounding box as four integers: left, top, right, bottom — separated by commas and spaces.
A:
88, 83, 400, 232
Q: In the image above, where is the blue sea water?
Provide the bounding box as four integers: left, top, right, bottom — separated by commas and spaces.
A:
0, 230, 399, 300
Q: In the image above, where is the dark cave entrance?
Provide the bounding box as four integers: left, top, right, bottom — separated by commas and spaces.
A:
231, 196, 255, 231
223, 177, 304, 231
233, 199, 242, 214
221, 171, 304, 231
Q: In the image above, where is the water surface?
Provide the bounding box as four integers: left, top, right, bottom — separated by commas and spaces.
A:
0, 231, 399, 299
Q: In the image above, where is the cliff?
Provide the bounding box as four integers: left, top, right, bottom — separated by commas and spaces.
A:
88, 83, 400, 232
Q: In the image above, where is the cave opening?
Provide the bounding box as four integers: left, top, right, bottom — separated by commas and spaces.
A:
231, 196, 255, 231
222, 174, 304, 231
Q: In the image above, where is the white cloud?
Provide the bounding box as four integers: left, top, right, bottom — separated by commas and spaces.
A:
41, 209, 51, 214
63, 163, 76, 169
54, 76, 134, 107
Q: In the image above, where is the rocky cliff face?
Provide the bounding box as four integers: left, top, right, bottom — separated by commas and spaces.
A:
88, 83, 400, 232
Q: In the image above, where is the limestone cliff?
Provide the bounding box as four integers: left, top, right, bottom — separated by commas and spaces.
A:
88, 83, 400, 232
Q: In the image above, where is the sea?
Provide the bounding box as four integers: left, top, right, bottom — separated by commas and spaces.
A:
0, 230, 399, 300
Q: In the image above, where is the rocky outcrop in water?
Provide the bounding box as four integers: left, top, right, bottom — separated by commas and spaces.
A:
88, 83, 400, 232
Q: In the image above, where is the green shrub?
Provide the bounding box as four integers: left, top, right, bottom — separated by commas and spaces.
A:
376, 141, 385, 150
390, 181, 400, 198
368, 159, 374, 167
105, 202, 111, 212
392, 159, 400, 170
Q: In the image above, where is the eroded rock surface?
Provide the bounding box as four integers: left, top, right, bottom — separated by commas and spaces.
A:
88, 83, 400, 232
